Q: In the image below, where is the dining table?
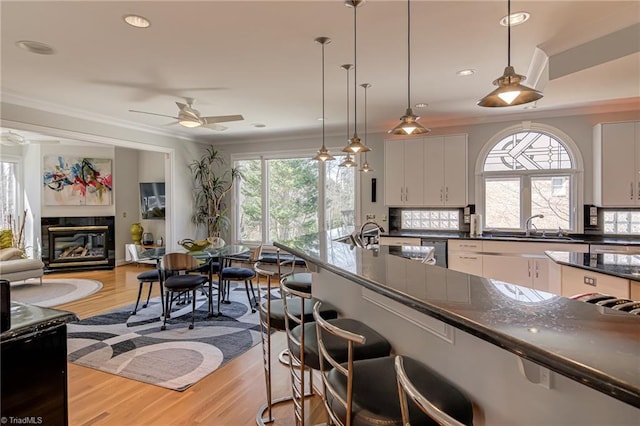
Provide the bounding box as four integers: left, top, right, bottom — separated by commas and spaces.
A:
139, 244, 250, 317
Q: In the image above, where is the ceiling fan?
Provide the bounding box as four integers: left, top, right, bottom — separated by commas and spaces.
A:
0, 130, 29, 146
129, 98, 244, 131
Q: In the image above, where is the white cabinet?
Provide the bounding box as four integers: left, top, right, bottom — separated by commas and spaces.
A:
384, 138, 424, 206
423, 134, 468, 207
448, 240, 483, 276
593, 121, 640, 207
482, 255, 551, 292
561, 265, 630, 299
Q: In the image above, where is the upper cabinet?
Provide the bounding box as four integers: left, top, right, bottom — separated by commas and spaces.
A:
384, 138, 425, 206
385, 134, 468, 207
593, 121, 640, 207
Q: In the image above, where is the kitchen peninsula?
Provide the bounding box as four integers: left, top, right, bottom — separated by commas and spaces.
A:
275, 232, 640, 425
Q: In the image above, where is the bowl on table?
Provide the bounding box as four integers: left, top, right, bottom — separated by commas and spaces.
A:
178, 239, 210, 252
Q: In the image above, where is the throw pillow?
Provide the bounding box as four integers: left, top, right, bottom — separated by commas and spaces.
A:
0, 229, 13, 249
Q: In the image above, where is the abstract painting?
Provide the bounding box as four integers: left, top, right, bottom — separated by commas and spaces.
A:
42, 156, 113, 205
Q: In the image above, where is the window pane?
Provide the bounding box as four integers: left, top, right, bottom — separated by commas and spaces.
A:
531, 176, 571, 231
603, 211, 640, 235
400, 210, 459, 230
1, 161, 19, 229
236, 159, 263, 242
267, 158, 318, 242
325, 156, 355, 232
484, 131, 572, 172
485, 178, 520, 229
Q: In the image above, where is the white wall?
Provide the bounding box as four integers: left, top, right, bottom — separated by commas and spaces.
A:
114, 147, 139, 264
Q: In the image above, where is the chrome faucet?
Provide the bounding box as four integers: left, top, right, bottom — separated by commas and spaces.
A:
359, 220, 385, 246
525, 214, 544, 236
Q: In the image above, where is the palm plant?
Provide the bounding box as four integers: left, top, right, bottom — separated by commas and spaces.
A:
189, 147, 240, 239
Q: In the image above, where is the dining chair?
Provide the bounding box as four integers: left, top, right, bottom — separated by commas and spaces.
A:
161, 252, 209, 330
126, 243, 162, 316
219, 244, 263, 314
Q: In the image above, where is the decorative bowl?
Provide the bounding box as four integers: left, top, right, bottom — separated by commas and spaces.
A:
178, 239, 209, 252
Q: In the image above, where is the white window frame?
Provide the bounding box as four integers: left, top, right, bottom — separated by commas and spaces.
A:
475, 123, 584, 232
231, 148, 359, 246
0, 154, 24, 229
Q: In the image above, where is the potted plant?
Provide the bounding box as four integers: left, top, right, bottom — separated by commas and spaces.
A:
189, 147, 240, 246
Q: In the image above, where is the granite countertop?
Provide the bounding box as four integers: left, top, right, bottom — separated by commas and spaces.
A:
384, 231, 640, 245
547, 251, 640, 282
1, 302, 78, 341
275, 232, 640, 408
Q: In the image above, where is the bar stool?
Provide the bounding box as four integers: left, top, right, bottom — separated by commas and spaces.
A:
282, 280, 392, 425
395, 355, 475, 426
313, 302, 474, 426
254, 249, 339, 425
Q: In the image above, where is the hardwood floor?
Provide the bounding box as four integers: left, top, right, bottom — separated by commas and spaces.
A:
49, 265, 326, 425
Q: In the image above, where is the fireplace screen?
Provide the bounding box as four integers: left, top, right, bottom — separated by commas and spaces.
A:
48, 226, 109, 268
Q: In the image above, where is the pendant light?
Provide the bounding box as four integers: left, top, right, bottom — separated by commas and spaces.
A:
359, 83, 374, 173
339, 64, 358, 168
388, 0, 429, 135
312, 36, 335, 162
343, 0, 370, 154
477, 0, 543, 107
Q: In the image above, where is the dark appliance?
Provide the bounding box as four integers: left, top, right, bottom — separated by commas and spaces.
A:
421, 238, 448, 268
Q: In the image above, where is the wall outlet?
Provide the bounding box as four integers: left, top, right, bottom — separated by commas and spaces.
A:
366, 214, 376, 220
590, 216, 598, 225
381, 215, 387, 222
584, 276, 596, 286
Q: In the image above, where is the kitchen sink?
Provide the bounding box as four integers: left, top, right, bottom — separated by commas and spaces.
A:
485, 234, 584, 243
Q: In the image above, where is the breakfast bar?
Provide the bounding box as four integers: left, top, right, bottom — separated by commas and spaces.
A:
275, 232, 640, 425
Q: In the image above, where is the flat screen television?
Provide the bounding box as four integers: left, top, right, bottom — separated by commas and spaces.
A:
140, 182, 165, 220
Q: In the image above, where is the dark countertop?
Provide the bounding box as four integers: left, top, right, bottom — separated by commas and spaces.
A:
547, 251, 640, 282
385, 230, 640, 245
275, 232, 640, 408
1, 302, 78, 341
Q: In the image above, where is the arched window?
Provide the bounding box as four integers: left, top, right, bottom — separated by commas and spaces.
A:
479, 127, 582, 233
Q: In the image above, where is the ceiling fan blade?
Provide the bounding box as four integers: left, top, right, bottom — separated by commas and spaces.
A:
129, 110, 179, 120
201, 114, 244, 125
175, 102, 188, 110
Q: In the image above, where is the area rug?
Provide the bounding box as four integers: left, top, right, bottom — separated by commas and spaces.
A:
10, 278, 103, 307
67, 285, 273, 391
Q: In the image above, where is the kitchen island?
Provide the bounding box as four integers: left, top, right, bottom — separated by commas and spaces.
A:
275, 232, 640, 425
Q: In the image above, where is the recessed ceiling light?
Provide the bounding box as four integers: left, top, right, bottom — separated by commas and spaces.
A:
252, 123, 266, 128
456, 69, 476, 77
414, 103, 428, 108
500, 12, 530, 27
124, 14, 151, 28
15, 40, 55, 55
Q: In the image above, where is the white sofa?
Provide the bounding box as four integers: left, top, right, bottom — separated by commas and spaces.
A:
0, 248, 44, 284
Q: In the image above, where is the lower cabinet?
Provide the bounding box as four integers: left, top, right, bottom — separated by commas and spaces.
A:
378, 236, 421, 246
448, 253, 484, 276
482, 255, 551, 292
560, 265, 630, 299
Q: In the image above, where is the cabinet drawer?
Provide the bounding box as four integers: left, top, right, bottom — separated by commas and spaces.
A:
561, 265, 629, 299
448, 253, 483, 276
378, 236, 421, 246
448, 240, 483, 252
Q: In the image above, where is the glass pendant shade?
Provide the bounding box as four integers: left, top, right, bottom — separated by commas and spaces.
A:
313, 147, 335, 162
388, 107, 430, 135
477, 66, 543, 107
343, 134, 370, 153
478, 0, 543, 108
359, 159, 373, 172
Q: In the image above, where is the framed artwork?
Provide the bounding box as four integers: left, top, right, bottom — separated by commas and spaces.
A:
42, 156, 113, 206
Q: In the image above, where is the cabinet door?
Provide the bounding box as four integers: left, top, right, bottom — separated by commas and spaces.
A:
384, 140, 405, 205
600, 122, 637, 206
483, 255, 532, 288
423, 136, 445, 206
403, 138, 425, 205
443, 134, 468, 206
532, 258, 551, 292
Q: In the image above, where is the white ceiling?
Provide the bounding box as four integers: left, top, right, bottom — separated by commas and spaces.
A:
1, 1, 639, 145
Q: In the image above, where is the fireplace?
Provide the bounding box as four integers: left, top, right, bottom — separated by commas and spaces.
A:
42, 217, 115, 272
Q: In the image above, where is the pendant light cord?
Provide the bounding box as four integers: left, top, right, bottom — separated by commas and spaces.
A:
345, 67, 350, 139
353, 5, 358, 136
321, 41, 326, 150
507, 0, 511, 67
407, 0, 411, 109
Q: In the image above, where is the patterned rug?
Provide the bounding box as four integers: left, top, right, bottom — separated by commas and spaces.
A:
10, 278, 103, 307
67, 285, 272, 391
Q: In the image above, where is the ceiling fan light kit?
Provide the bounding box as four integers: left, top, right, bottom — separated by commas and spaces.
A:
478, 0, 543, 108
388, 0, 430, 136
